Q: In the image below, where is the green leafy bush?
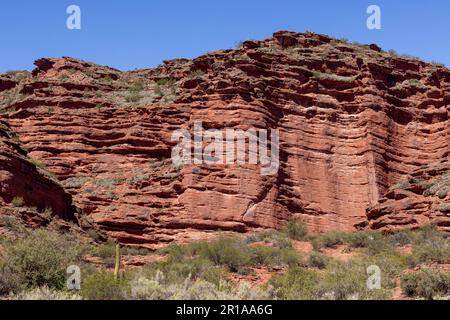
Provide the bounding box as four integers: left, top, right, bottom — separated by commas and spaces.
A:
194, 236, 253, 272
286, 220, 308, 240
11, 197, 25, 207
308, 252, 328, 269
312, 231, 347, 250
81, 271, 127, 300
95, 241, 116, 257
401, 269, 450, 300
250, 245, 300, 267
409, 227, 449, 265
12, 286, 82, 300
269, 267, 321, 300
2, 229, 81, 291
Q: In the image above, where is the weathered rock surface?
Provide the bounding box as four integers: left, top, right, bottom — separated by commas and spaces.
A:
0, 120, 77, 228
0, 31, 448, 247
364, 159, 449, 232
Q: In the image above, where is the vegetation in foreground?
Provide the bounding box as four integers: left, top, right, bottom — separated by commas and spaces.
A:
0, 217, 449, 300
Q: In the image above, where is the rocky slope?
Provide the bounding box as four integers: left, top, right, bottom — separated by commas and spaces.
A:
0, 31, 448, 248
0, 120, 77, 230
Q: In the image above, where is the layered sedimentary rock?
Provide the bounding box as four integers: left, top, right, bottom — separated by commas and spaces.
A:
0, 120, 76, 227
0, 31, 448, 247
364, 159, 449, 232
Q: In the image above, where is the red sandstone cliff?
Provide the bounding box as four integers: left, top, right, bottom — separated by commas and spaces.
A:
0, 31, 448, 248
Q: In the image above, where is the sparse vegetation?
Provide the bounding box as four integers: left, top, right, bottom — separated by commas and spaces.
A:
81, 271, 127, 300
311, 70, 357, 82
11, 196, 25, 207
312, 231, 347, 250
393, 79, 429, 91
0, 229, 82, 294
0, 222, 448, 300
285, 220, 308, 241
401, 269, 450, 300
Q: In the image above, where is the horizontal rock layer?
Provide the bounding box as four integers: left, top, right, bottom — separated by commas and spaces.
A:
0, 31, 448, 247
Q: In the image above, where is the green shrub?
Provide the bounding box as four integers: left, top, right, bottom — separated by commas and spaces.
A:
199, 267, 229, 287
286, 220, 308, 240
156, 78, 176, 86
269, 267, 321, 300
194, 237, 253, 272
312, 231, 347, 250
438, 203, 450, 213
11, 197, 25, 207
367, 252, 408, 289
409, 226, 449, 265
2, 229, 81, 290
401, 270, 450, 300
321, 260, 366, 300
41, 207, 53, 220
257, 230, 292, 249
388, 230, 415, 246
308, 252, 328, 269
411, 238, 449, 265
94, 240, 117, 259
12, 286, 82, 300
250, 245, 300, 267
125, 91, 141, 103
348, 231, 393, 255
127, 275, 273, 300
81, 271, 127, 300
0, 262, 24, 295
0, 215, 27, 234
143, 251, 218, 286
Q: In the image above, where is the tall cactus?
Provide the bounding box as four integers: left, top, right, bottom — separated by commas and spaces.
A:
114, 243, 121, 281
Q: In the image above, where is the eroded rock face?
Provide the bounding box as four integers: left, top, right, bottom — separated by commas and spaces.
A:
0, 31, 448, 247
363, 159, 450, 232
0, 120, 77, 227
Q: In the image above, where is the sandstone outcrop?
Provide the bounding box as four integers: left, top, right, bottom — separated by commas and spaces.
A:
0, 120, 77, 228
0, 31, 448, 248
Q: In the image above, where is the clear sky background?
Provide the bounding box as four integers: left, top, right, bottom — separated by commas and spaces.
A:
0, 0, 448, 72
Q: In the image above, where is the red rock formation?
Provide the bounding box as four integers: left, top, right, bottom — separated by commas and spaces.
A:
0, 120, 77, 227
363, 159, 449, 232
0, 31, 448, 248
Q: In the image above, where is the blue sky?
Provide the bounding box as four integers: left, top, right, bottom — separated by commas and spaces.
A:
0, 0, 448, 72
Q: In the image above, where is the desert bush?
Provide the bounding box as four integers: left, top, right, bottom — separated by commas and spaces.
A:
388, 230, 415, 246
438, 203, 450, 213
312, 231, 347, 250
199, 267, 229, 287
367, 252, 408, 289
0, 262, 24, 295
401, 269, 450, 300
250, 245, 300, 267
81, 271, 127, 300
2, 229, 82, 290
320, 260, 368, 300
0, 215, 27, 234
314, 258, 393, 300
12, 286, 82, 300
194, 236, 253, 272
409, 226, 449, 266
348, 231, 393, 255
128, 275, 273, 300
156, 78, 176, 86
143, 257, 212, 285
94, 240, 117, 259
285, 220, 308, 240
11, 196, 25, 207
257, 230, 292, 249
269, 267, 321, 300
308, 252, 328, 269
